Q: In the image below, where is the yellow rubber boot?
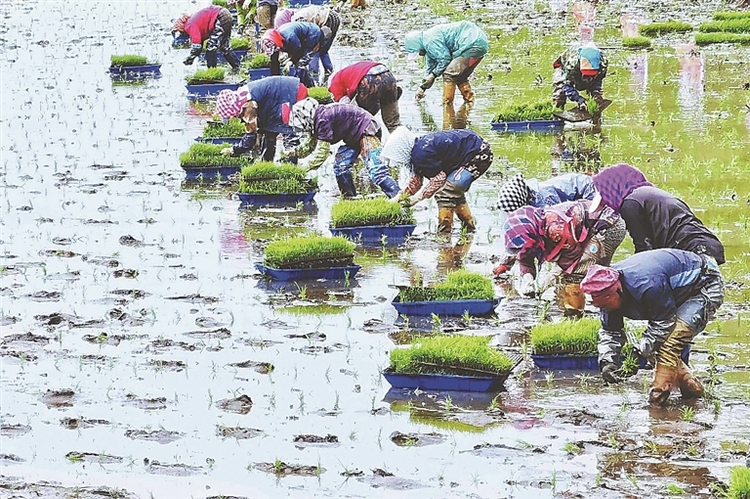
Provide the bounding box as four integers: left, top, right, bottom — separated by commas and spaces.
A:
676, 361, 704, 399
458, 82, 475, 106
454, 203, 476, 233
649, 319, 693, 405
442, 81, 457, 130
437, 207, 455, 234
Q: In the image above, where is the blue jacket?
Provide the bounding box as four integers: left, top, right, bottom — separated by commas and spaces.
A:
528, 173, 597, 208
404, 21, 488, 77
601, 249, 709, 331
278, 21, 323, 65
246, 76, 301, 134
410, 129, 483, 178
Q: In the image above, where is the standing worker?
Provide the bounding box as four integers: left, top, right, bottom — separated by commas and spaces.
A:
328, 61, 402, 133
580, 249, 724, 405
403, 21, 488, 128
380, 126, 493, 234
496, 172, 597, 213
552, 42, 608, 113
172, 5, 241, 70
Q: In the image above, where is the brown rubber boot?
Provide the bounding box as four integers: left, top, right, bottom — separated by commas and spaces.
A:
649, 361, 678, 405
442, 81, 457, 130
437, 207, 455, 234
458, 82, 475, 106
676, 361, 704, 399
453, 203, 476, 232
648, 321, 692, 405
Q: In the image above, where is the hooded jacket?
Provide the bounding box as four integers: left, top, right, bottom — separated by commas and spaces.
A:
328, 61, 381, 102
277, 21, 323, 64
410, 129, 484, 178
404, 21, 488, 77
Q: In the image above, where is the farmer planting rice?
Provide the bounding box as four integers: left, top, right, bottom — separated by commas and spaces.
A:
262, 21, 330, 88
552, 42, 608, 113
496, 172, 597, 213
172, 5, 241, 70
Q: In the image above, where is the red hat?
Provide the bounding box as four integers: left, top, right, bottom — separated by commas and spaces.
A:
580, 264, 621, 299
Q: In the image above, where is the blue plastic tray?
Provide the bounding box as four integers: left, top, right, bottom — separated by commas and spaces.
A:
238, 191, 316, 207
255, 263, 360, 281
199, 49, 248, 64
382, 369, 510, 392
194, 136, 243, 145
392, 297, 501, 317
182, 165, 241, 181
491, 120, 563, 133
109, 64, 161, 78
329, 224, 416, 246
185, 82, 245, 101
531, 354, 598, 370
248, 68, 272, 80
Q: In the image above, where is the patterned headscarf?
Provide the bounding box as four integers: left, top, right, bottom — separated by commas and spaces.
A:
289, 97, 319, 132
497, 173, 531, 212
591, 163, 653, 213
380, 126, 416, 166
262, 29, 284, 56
581, 264, 622, 300
172, 14, 190, 34
215, 87, 251, 120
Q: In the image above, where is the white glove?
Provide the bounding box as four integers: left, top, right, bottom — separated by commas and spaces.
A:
242, 0, 252, 10
518, 273, 536, 297
220, 147, 234, 156
389, 190, 407, 203
402, 194, 422, 207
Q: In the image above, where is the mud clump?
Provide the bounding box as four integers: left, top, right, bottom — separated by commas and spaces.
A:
183, 327, 231, 339
124, 429, 183, 444
144, 459, 203, 476
113, 268, 139, 278
25, 290, 61, 301
390, 430, 446, 447
293, 434, 339, 447
66, 451, 123, 464
229, 360, 275, 374
36, 312, 104, 328
60, 417, 110, 430
147, 338, 198, 351
1, 332, 50, 346
43, 389, 75, 408
148, 359, 187, 372
0, 424, 31, 437
119, 235, 144, 247
217, 394, 253, 414
125, 393, 168, 411
216, 425, 263, 439
166, 293, 220, 304
254, 461, 324, 476
0, 454, 25, 463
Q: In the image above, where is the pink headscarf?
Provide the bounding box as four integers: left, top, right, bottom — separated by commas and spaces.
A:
262, 29, 284, 56
215, 87, 251, 120
581, 264, 621, 300
172, 13, 190, 33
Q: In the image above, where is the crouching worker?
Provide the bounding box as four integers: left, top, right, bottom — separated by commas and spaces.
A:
552, 42, 607, 113
496, 172, 597, 213
580, 249, 724, 405
497, 200, 625, 315
172, 6, 241, 70
215, 76, 308, 162
287, 98, 400, 198
380, 126, 493, 234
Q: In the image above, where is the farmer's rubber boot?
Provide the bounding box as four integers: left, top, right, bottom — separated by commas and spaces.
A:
377, 176, 400, 198
649, 320, 691, 405
458, 82, 475, 106
649, 362, 678, 406
454, 202, 476, 233
442, 81, 457, 130
205, 50, 218, 68
335, 173, 357, 198
675, 361, 704, 399
437, 206, 455, 234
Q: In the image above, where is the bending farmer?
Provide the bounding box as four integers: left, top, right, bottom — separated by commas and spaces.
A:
552, 42, 607, 113
497, 172, 597, 213
173, 6, 240, 70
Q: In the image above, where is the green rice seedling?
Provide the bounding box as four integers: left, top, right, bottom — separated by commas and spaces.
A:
389, 335, 515, 375
202, 118, 247, 138
397, 269, 494, 303
695, 32, 750, 45
638, 21, 693, 36
179, 143, 255, 168
494, 99, 555, 122
330, 198, 415, 228
239, 162, 316, 194
110, 55, 149, 67
247, 53, 271, 69
699, 19, 750, 33
530, 317, 599, 355
186, 68, 226, 85
230, 38, 251, 50
622, 36, 652, 49
308, 86, 333, 103
665, 484, 686, 496
263, 235, 355, 269
728, 466, 750, 499
713, 11, 750, 21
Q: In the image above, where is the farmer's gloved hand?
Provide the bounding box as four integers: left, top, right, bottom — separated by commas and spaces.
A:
576, 98, 588, 112
220, 147, 234, 156
401, 193, 423, 207
601, 362, 623, 384
415, 88, 426, 101
518, 273, 536, 297
389, 190, 407, 203
183, 56, 195, 66
420, 73, 436, 90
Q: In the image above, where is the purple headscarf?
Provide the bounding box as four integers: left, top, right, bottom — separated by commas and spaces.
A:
592, 163, 653, 213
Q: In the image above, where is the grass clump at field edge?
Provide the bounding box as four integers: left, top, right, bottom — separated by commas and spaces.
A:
638, 21, 692, 36
186, 68, 226, 85
695, 32, 750, 45
398, 269, 494, 303
202, 118, 247, 138
728, 466, 750, 499
494, 100, 555, 122
699, 18, 750, 33
331, 198, 415, 228
179, 143, 254, 168
622, 36, 652, 49
263, 235, 355, 269
389, 335, 515, 375
239, 162, 316, 194
110, 55, 149, 67
530, 317, 599, 355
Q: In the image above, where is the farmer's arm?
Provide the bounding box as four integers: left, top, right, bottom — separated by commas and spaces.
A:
619, 198, 653, 253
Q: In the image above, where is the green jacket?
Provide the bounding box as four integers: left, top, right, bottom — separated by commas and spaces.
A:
404, 21, 488, 78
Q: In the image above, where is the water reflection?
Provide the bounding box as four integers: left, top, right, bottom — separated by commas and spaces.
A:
550, 128, 603, 173
676, 42, 705, 129
627, 52, 649, 98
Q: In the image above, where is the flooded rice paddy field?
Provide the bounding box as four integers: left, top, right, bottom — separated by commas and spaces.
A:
1, 0, 749, 497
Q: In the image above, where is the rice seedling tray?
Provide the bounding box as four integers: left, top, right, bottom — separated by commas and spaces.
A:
531, 354, 598, 370
254, 263, 360, 281
182, 165, 241, 181
391, 296, 501, 317
491, 120, 563, 133
382, 356, 521, 392
109, 64, 162, 78
186, 82, 245, 101
248, 68, 273, 80
329, 224, 416, 246
199, 49, 249, 64
194, 136, 243, 145
238, 191, 316, 207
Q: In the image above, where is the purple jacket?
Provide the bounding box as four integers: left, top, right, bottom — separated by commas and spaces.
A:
314, 103, 380, 149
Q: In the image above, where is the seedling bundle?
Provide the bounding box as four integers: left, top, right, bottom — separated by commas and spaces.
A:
247, 53, 272, 69
308, 87, 334, 104
622, 36, 652, 49
179, 143, 254, 168
530, 317, 599, 356
699, 18, 750, 33
110, 55, 149, 67
239, 162, 316, 195
728, 466, 750, 499
263, 235, 355, 269
186, 68, 226, 85
109, 54, 161, 79
202, 119, 247, 139
330, 198, 415, 228
695, 32, 750, 45
397, 269, 494, 303
638, 21, 692, 36
494, 100, 555, 123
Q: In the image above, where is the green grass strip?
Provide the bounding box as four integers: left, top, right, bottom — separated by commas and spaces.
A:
638, 21, 693, 36
240, 162, 308, 181
699, 18, 750, 33
179, 143, 255, 168
695, 32, 750, 45
111, 55, 149, 67
330, 198, 415, 228
713, 11, 750, 21
530, 317, 600, 355
202, 118, 247, 138
263, 235, 355, 269
622, 36, 652, 49
494, 100, 554, 122
398, 269, 494, 302
389, 335, 515, 375
186, 68, 226, 84
729, 466, 750, 499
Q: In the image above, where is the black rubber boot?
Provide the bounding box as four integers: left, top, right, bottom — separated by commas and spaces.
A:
205, 50, 218, 68
336, 173, 357, 198
377, 176, 400, 198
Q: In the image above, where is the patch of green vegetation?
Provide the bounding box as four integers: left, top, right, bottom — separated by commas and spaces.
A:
713, 11, 750, 21
202, 118, 247, 138
389, 335, 514, 375
530, 317, 599, 355
263, 235, 355, 269
494, 100, 555, 122
699, 18, 750, 33
239, 162, 316, 194
638, 21, 693, 36
279, 304, 349, 316
695, 32, 750, 45
728, 466, 750, 499
623, 36, 653, 49
186, 68, 226, 85
665, 483, 686, 496
179, 143, 254, 168
398, 269, 494, 302
231, 38, 250, 50
110, 54, 149, 67
212, 0, 229, 7
308, 86, 333, 103
247, 53, 271, 69
330, 198, 415, 228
